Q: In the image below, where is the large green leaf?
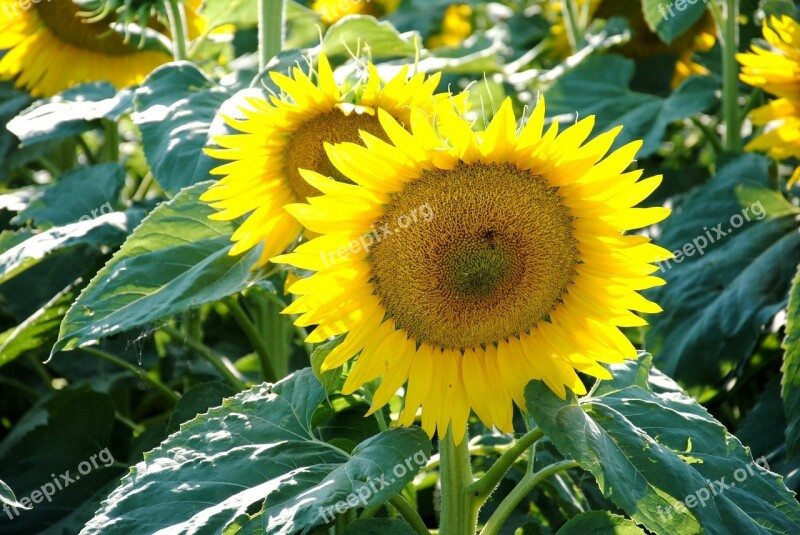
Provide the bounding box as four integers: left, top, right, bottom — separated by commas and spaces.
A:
0, 208, 146, 285
133, 63, 231, 194
83, 369, 431, 534
12, 163, 125, 229
557, 511, 644, 534
0, 388, 122, 534
6, 83, 133, 146
527, 355, 800, 535
642, 0, 708, 44
0, 283, 75, 368
322, 16, 419, 58
53, 182, 263, 353
647, 154, 800, 386
545, 54, 719, 157
783, 266, 800, 458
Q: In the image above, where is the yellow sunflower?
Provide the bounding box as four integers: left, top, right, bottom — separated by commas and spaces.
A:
311, 0, 399, 24
0, 0, 213, 96
546, 0, 715, 87
427, 4, 473, 49
738, 15, 800, 186
202, 54, 462, 266
274, 97, 670, 443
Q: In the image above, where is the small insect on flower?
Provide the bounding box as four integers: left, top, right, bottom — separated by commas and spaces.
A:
274, 96, 671, 444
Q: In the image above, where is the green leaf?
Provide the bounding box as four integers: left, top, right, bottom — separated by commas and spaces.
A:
557, 511, 645, 534
647, 154, 800, 387
311, 336, 345, 396
6, 83, 133, 146
0, 479, 26, 510
0, 209, 146, 285
133, 62, 231, 194
0, 388, 122, 533
12, 163, 125, 229
322, 16, 420, 59
82, 369, 431, 535
0, 282, 75, 368
783, 265, 800, 458
52, 182, 264, 353
165, 381, 237, 434
341, 518, 417, 534
545, 55, 719, 157
642, 0, 708, 44
527, 355, 800, 535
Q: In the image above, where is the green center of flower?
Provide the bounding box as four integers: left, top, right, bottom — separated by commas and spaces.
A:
443, 239, 510, 298
369, 162, 578, 350
284, 106, 390, 201
36, 0, 135, 55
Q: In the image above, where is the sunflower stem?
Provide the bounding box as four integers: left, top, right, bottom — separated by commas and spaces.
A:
560, 0, 583, 53
226, 297, 278, 383
439, 428, 479, 534
258, 0, 285, 70
165, 0, 189, 61
479, 460, 580, 535
389, 495, 430, 535
467, 427, 544, 503
161, 325, 247, 390
713, 0, 742, 152
81, 347, 179, 402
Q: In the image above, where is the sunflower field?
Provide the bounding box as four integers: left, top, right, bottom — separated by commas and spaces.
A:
2, 0, 800, 533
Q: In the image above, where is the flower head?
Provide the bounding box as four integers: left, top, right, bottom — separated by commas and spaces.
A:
202, 54, 461, 265
275, 96, 670, 443
0, 0, 207, 96
738, 15, 800, 186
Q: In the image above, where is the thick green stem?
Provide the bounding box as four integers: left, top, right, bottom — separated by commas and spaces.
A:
439, 429, 479, 534
480, 460, 580, 535
714, 0, 741, 152
389, 495, 430, 535
161, 325, 246, 390
165, 0, 189, 61
467, 428, 544, 503
81, 347, 179, 402
258, 0, 284, 70
560, 0, 583, 53
226, 297, 278, 382
103, 121, 120, 163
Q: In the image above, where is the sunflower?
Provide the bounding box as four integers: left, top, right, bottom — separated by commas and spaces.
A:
0, 0, 212, 96
427, 4, 473, 49
274, 97, 670, 442
546, 0, 715, 87
202, 54, 461, 266
311, 0, 399, 24
738, 15, 800, 186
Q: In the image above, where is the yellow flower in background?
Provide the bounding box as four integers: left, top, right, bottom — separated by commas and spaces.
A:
0, 0, 209, 97
275, 97, 670, 443
738, 15, 800, 186
202, 54, 459, 266
427, 4, 473, 49
546, 0, 716, 87
311, 0, 399, 24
